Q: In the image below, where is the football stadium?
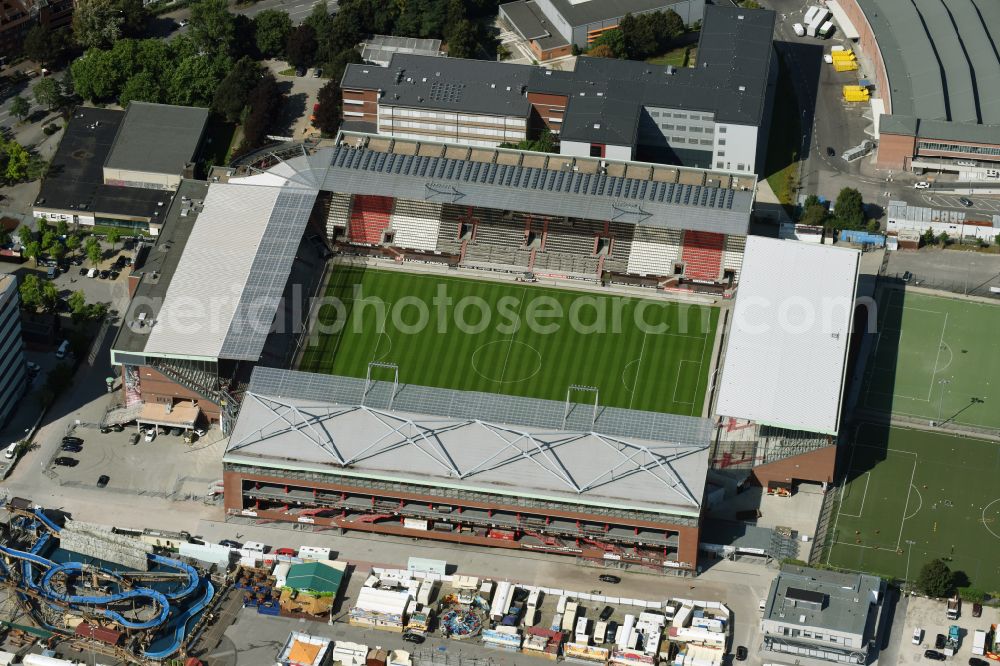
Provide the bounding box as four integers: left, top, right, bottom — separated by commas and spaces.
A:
110, 132, 862, 573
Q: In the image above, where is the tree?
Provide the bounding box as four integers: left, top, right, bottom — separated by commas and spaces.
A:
68, 290, 88, 322
922, 228, 936, 247
189, 0, 236, 56
18, 225, 33, 248
71, 48, 125, 101
41, 230, 56, 251
799, 204, 828, 228
86, 237, 102, 266
589, 29, 625, 58
10, 96, 30, 123
19, 274, 44, 309
253, 9, 293, 58
49, 243, 66, 262
119, 71, 164, 106
916, 559, 953, 598
55, 220, 68, 237
212, 57, 263, 122
23, 240, 41, 264
995, 233, 1000, 247
40, 281, 58, 311
285, 24, 317, 69
66, 233, 81, 255
238, 73, 283, 152
444, 19, 477, 59
24, 25, 69, 67
740, 0, 762, 7
938, 231, 950, 246
866, 219, 880, 234
33, 78, 62, 111
587, 44, 616, 59
73, 0, 125, 49
106, 228, 121, 251
167, 53, 231, 107
4, 141, 31, 182
834, 187, 865, 230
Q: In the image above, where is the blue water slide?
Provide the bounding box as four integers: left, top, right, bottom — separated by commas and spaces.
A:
142, 579, 215, 661
0, 544, 170, 630
148, 554, 199, 600
32, 508, 62, 534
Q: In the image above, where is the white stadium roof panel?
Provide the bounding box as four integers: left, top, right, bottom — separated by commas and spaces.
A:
715, 237, 860, 435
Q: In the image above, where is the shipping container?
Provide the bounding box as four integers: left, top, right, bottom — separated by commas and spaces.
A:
403, 518, 429, 531
563, 602, 580, 632
793, 23, 805, 36
575, 617, 591, 645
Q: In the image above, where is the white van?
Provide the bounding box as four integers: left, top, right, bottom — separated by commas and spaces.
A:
55, 340, 69, 359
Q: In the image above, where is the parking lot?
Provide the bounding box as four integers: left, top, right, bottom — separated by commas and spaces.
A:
924, 194, 1000, 214
46, 422, 226, 501
895, 596, 999, 666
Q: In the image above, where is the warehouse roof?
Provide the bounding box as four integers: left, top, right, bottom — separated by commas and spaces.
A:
360, 35, 442, 67
225, 367, 712, 517
105, 102, 209, 175
141, 172, 318, 362
715, 237, 859, 435
879, 114, 1000, 145
33, 107, 172, 220
343, 7, 776, 128
857, 0, 1000, 127
327, 132, 756, 236
765, 565, 883, 636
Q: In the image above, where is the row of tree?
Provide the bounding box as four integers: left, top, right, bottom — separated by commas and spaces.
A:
17, 219, 110, 268
588, 10, 686, 60
799, 188, 872, 232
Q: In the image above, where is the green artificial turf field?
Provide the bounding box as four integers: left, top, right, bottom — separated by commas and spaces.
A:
861, 288, 1000, 430
297, 266, 719, 416
826, 423, 1000, 593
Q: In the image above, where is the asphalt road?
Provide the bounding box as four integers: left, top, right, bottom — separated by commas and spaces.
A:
235, 0, 338, 22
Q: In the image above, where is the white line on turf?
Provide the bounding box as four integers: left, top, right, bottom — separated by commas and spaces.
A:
671, 360, 697, 406
495, 288, 527, 386
838, 471, 870, 518
627, 331, 649, 411
896, 454, 919, 551
926, 312, 950, 400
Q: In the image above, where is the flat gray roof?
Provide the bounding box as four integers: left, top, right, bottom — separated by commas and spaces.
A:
765, 565, 882, 637
328, 132, 755, 235
225, 367, 712, 517
500, 0, 569, 50
360, 35, 442, 66
541, 0, 691, 28
880, 114, 1000, 145
858, 0, 1000, 128
105, 102, 209, 175
343, 7, 775, 128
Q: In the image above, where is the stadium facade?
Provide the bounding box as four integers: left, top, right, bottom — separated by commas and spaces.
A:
342, 5, 777, 174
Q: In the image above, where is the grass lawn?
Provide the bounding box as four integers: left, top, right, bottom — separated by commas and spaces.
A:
647, 46, 694, 68
860, 287, 1000, 430
297, 266, 719, 417
826, 422, 1000, 594
764, 55, 801, 207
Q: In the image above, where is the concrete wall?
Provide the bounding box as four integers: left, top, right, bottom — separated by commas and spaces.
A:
875, 131, 916, 170
559, 140, 633, 160
103, 168, 179, 190
751, 444, 837, 488
712, 122, 758, 174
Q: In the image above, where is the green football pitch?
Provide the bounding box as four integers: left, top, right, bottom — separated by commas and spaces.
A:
297, 266, 719, 416
860, 288, 1000, 430
826, 423, 1000, 593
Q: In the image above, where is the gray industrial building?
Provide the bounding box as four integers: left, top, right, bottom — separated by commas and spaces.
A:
0, 275, 27, 427
762, 565, 885, 664
499, 0, 704, 60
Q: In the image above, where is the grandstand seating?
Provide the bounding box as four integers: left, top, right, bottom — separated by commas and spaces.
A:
326, 193, 352, 239
722, 234, 745, 281
436, 206, 465, 254
390, 200, 443, 252
348, 195, 394, 245
534, 251, 599, 276
626, 227, 682, 277
472, 209, 527, 247
681, 230, 724, 281
543, 218, 602, 256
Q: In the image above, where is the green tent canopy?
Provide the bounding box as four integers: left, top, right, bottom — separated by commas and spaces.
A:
284, 562, 344, 597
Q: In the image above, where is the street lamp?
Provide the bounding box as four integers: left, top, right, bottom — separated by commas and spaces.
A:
904, 539, 917, 594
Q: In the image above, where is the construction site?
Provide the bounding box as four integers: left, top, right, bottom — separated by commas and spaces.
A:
0, 498, 223, 664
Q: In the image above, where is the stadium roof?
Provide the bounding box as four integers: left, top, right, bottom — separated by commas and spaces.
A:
857, 0, 1000, 131
140, 170, 318, 362
105, 102, 209, 175
224, 367, 712, 517
360, 35, 442, 67
715, 237, 860, 436
326, 132, 756, 235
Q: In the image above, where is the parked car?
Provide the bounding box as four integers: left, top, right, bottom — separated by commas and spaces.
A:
402, 632, 425, 644
598, 574, 621, 584
605, 621, 619, 644
913, 628, 924, 645
53, 457, 78, 467
62, 436, 83, 445
972, 602, 982, 617
96, 474, 110, 488
98, 269, 110, 279
170, 427, 183, 436
736, 646, 748, 661
275, 548, 297, 556
129, 432, 140, 445
826, 147, 836, 157
971, 658, 989, 666
26, 361, 41, 374
59, 442, 82, 452
925, 650, 946, 661
109, 270, 120, 280
914, 181, 931, 189
959, 197, 973, 207
78, 267, 88, 277
935, 634, 946, 650
144, 429, 155, 443
219, 539, 243, 549
599, 605, 614, 621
